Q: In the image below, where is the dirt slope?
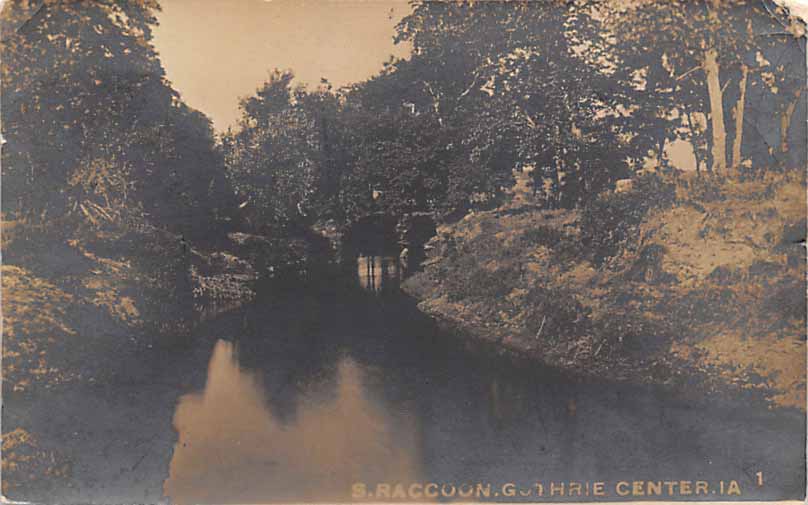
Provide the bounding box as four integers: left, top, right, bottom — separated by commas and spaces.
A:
404, 173, 806, 409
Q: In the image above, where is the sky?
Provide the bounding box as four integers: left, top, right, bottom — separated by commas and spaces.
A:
782, 0, 808, 21
152, 0, 412, 131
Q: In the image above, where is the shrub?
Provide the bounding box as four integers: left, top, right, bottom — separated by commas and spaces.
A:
625, 244, 676, 284
681, 176, 727, 202
765, 277, 807, 325
580, 174, 676, 265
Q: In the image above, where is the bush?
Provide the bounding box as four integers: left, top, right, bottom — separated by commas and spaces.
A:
580, 174, 676, 265
681, 176, 727, 202
765, 277, 807, 325
625, 244, 676, 284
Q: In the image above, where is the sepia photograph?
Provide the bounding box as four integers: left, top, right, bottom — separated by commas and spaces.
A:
1, 0, 806, 503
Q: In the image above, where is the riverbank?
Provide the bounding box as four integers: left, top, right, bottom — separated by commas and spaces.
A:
6, 282, 807, 504
0, 217, 311, 497
0, 216, 334, 392
2, 219, 806, 503
403, 171, 806, 410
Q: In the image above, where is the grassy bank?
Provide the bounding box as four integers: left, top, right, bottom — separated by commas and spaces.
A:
0, 215, 333, 388
0, 218, 240, 496
403, 171, 806, 410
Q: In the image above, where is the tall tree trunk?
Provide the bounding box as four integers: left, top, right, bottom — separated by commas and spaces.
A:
731, 64, 748, 172
704, 0, 727, 174
685, 110, 703, 174
780, 88, 803, 158
704, 46, 727, 174
657, 134, 665, 169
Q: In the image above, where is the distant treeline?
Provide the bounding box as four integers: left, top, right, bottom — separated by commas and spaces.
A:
222, 0, 806, 234
2, 0, 805, 240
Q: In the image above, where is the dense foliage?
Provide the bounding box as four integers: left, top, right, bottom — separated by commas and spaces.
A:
223, 0, 805, 236
2, 0, 804, 266
1, 0, 236, 242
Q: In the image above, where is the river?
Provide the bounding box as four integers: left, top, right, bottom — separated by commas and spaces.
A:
4, 256, 805, 504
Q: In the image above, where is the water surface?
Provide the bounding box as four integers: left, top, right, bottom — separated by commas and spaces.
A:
4, 261, 804, 504
159, 266, 805, 503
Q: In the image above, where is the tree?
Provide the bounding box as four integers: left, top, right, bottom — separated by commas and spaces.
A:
337, 62, 474, 219
1, 0, 235, 240
397, 0, 629, 208
222, 71, 342, 231
605, 0, 806, 175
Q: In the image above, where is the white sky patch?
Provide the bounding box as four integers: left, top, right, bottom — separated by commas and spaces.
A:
776, 0, 808, 21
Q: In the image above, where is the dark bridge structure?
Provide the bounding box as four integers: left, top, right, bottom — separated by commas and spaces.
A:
341, 211, 437, 277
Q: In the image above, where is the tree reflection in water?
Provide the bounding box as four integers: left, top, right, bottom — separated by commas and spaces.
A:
357, 255, 401, 294
162, 291, 806, 504
164, 339, 422, 505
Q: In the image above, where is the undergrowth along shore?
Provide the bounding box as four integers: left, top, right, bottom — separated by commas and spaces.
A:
403, 171, 807, 410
